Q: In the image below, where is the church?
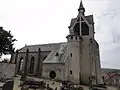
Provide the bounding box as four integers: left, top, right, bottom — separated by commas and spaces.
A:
11, 1, 103, 85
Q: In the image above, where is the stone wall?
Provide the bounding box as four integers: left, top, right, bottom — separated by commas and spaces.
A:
66, 35, 81, 84
42, 63, 64, 81
0, 63, 15, 79
15, 51, 50, 75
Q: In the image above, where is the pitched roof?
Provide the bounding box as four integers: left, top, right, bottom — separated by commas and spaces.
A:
69, 15, 94, 28
18, 42, 66, 52
43, 43, 68, 63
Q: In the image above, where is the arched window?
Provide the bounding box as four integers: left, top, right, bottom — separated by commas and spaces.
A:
71, 36, 73, 40
70, 70, 72, 75
81, 22, 89, 36
75, 36, 77, 40
74, 23, 80, 35
55, 52, 59, 56
70, 53, 72, 57
18, 57, 24, 73
29, 57, 35, 73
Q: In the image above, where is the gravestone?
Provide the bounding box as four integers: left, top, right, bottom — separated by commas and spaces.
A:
21, 85, 29, 90
2, 80, 14, 90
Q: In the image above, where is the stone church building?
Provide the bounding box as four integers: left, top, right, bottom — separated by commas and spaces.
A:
11, 1, 103, 85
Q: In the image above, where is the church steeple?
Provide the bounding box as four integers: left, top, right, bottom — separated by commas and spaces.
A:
78, 0, 85, 13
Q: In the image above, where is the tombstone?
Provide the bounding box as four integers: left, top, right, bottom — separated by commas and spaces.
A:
55, 87, 57, 90
89, 84, 107, 90
21, 85, 29, 90
2, 80, 14, 90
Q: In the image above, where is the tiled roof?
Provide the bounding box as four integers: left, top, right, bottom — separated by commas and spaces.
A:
18, 42, 66, 52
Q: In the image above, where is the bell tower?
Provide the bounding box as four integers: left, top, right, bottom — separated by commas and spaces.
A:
69, 0, 94, 39
66, 0, 102, 85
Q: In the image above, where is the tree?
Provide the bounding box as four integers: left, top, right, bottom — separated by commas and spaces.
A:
0, 27, 16, 58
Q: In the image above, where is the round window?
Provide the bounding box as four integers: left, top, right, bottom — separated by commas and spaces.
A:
49, 71, 56, 79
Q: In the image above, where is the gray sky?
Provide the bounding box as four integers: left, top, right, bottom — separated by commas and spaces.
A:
1, 0, 120, 69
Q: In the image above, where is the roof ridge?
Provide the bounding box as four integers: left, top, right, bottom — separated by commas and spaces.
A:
25, 42, 66, 47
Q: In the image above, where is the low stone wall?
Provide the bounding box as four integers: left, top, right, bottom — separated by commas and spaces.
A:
0, 63, 15, 79
107, 86, 119, 90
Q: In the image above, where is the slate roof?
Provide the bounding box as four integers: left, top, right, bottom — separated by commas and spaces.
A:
43, 43, 68, 63
69, 15, 94, 27
19, 42, 66, 52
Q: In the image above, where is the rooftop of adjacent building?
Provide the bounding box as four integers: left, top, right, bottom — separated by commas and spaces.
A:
101, 68, 120, 74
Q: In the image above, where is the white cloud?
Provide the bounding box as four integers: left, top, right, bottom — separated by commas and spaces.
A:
96, 0, 120, 69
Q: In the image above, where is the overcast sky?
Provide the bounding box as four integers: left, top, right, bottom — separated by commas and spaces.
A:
0, 0, 120, 69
